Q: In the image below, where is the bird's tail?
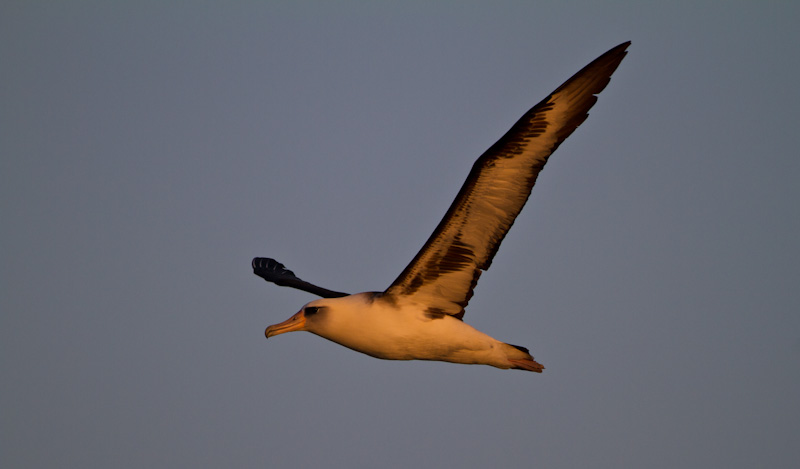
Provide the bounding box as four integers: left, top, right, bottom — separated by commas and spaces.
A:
504, 343, 545, 373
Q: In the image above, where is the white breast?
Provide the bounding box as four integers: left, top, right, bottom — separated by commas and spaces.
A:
306, 293, 514, 367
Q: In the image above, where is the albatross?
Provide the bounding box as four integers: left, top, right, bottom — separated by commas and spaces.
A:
253, 42, 629, 372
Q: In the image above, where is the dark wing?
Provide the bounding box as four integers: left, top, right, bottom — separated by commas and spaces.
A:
252, 257, 349, 298
384, 42, 629, 319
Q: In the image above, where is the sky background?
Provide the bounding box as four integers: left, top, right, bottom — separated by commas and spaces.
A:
2, 2, 799, 468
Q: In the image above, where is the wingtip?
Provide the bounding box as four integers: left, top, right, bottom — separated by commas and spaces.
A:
608, 41, 631, 63
252, 257, 286, 271
610, 41, 632, 53
550, 40, 631, 99
252, 257, 297, 283
599, 41, 632, 65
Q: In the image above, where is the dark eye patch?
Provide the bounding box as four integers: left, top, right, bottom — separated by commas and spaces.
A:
305, 306, 321, 316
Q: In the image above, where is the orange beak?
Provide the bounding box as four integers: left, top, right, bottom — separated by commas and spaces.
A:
265, 310, 307, 338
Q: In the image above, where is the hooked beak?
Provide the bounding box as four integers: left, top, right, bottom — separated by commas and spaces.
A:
265, 310, 306, 338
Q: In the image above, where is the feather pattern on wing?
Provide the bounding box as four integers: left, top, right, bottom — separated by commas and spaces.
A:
384, 42, 630, 319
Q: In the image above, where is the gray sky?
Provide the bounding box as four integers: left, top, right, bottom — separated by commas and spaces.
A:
2, 2, 798, 468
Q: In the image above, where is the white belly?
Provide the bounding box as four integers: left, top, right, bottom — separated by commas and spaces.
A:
310, 296, 511, 367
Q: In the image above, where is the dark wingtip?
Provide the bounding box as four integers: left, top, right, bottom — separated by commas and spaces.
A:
252, 257, 281, 270
252, 257, 295, 277
252, 256, 351, 298
607, 41, 631, 55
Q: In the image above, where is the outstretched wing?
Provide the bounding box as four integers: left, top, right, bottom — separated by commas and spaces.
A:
385, 42, 630, 319
252, 257, 349, 298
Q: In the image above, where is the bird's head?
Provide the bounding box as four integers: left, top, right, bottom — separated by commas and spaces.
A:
264, 299, 329, 338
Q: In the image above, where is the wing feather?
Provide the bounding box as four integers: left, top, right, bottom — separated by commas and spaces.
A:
384, 42, 630, 319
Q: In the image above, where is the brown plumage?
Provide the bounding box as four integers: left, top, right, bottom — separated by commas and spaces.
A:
385, 41, 630, 320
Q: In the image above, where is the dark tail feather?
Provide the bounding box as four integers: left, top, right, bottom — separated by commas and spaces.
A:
508, 358, 545, 373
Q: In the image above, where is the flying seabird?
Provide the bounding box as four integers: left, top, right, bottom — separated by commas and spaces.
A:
253, 42, 629, 372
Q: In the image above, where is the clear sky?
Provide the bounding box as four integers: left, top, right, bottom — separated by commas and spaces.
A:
2, 2, 799, 468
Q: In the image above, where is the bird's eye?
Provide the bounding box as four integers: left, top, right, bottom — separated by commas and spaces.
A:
305, 306, 320, 316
